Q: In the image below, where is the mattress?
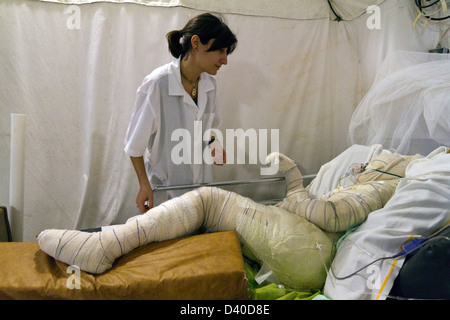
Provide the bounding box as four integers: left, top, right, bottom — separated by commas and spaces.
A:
0, 231, 248, 300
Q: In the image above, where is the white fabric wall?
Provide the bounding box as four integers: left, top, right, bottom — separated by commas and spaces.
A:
0, 0, 440, 241
35, 0, 384, 21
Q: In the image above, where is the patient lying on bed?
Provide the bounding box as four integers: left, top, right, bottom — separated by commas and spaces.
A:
37, 152, 414, 290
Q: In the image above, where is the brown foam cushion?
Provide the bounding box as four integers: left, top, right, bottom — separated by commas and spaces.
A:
0, 231, 248, 300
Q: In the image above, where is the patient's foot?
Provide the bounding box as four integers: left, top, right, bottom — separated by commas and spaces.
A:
37, 228, 123, 274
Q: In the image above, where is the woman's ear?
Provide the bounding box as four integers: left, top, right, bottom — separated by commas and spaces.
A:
190, 35, 200, 50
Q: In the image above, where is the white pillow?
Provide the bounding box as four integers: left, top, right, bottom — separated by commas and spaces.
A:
307, 144, 384, 198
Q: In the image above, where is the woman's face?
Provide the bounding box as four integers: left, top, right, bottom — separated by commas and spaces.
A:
196, 39, 228, 75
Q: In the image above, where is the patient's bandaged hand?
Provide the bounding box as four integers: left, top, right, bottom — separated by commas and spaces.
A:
266, 152, 309, 203
265, 152, 296, 173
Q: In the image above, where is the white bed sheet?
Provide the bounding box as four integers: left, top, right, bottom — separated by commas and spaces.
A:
323, 146, 450, 300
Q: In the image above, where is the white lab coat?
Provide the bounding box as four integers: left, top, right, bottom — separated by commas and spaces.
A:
124, 57, 222, 198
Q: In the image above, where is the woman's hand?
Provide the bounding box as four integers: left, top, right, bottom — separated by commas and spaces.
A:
136, 184, 153, 213
130, 156, 153, 213
210, 139, 226, 166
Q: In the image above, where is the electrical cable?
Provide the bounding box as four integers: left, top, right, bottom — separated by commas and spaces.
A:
337, 162, 404, 187
417, 0, 441, 9
415, 0, 450, 21
330, 230, 450, 281
327, 0, 342, 21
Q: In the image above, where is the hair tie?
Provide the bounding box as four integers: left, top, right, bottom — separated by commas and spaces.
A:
179, 34, 186, 45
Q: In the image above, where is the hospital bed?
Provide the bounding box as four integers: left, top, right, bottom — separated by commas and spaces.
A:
1, 144, 449, 300
0, 178, 293, 300
0, 176, 313, 300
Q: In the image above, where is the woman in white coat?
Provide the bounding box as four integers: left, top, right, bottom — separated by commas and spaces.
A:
124, 13, 237, 212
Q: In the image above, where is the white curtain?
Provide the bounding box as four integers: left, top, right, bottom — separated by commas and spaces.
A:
0, 0, 439, 241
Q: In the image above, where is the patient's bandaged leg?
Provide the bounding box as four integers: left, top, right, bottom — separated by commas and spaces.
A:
38, 187, 332, 289
235, 201, 334, 290
38, 188, 233, 274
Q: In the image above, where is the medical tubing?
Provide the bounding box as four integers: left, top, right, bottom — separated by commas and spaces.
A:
330, 256, 392, 281
372, 169, 402, 179
330, 235, 450, 281
391, 238, 428, 258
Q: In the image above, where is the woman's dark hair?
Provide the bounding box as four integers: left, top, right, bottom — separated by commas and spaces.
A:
167, 13, 237, 58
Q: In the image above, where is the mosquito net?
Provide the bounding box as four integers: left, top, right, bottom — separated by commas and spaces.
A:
348, 50, 450, 156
